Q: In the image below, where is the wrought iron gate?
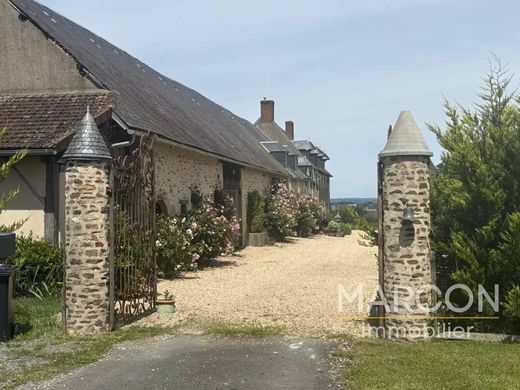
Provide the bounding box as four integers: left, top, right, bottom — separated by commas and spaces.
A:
111, 134, 157, 324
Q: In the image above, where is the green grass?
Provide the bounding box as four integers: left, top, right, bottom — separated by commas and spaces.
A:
205, 324, 284, 337
1, 296, 179, 389
340, 338, 520, 390
14, 296, 61, 340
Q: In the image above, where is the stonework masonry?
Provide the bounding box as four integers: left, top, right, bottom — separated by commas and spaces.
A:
64, 161, 110, 335
382, 156, 432, 339
155, 142, 223, 215
155, 142, 275, 247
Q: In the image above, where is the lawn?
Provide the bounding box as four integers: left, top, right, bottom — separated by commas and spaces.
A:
339, 338, 520, 390
0, 296, 178, 389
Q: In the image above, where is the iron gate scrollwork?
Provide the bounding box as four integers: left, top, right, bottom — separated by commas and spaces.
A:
111, 134, 157, 323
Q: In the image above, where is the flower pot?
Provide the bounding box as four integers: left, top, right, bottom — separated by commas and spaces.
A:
156, 300, 176, 314
248, 232, 267, 247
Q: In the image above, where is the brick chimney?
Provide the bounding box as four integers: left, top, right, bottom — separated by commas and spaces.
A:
285, 121, 294, 140
260, 99, 274, 123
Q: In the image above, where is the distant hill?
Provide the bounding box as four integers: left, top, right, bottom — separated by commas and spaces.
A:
331, 197, 377, 205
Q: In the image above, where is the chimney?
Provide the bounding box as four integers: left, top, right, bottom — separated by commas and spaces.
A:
285, 121, 294, 140
260, 99, 274, 123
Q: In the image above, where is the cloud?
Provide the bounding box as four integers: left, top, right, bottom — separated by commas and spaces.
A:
40, 0, 520, 197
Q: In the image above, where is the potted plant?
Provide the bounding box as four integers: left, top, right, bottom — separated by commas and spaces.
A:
156, 289, 176, 314
247, 192, 267, 246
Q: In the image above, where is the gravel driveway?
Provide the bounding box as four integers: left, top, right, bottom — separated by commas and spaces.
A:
137, 232, 378, 337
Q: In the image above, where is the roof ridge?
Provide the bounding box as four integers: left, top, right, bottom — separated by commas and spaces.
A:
0, 89, 114, 98
8, 0, 287, 174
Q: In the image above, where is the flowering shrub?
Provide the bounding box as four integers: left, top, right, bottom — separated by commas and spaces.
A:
265, 182, 298, 241
265, 182, 328, 241
308, 198, 327, 232
296, 194, 327, 237
157, 216, 199, 276
190, 190, 241, 259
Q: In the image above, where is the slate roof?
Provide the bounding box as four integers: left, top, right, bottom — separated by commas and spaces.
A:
0, 91, 116, 150
379, 111, 433, 158
62, 109, 112, 161
298, 156, 313, 167
9, 0, 285, 174
260, 141, 308, 180
292, 140, 315, 151
255, 120, 303, 157
261, 141, 286, 153
315, 147, 330, 160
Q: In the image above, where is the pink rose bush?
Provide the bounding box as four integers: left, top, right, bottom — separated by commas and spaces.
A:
157, 188, 241, 277
265, 181, 326, 241
189, 193, 241, 259
156, 216, 199, 277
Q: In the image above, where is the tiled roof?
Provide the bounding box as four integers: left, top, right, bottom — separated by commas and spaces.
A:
9, 0, 285, 175
0, 91, 116, 150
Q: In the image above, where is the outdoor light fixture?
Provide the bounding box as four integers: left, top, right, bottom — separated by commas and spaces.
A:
402, 207, 415, 222
334, 213, 342, 222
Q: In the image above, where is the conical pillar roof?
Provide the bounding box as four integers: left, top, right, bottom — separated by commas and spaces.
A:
379, 111, 432, 158
62, 108, 112, 161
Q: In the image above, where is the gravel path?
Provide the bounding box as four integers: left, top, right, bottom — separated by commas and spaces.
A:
137, 232, 378, 337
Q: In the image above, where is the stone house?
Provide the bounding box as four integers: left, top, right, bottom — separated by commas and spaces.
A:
0, 0, 331, 245
255, 99, 332, 207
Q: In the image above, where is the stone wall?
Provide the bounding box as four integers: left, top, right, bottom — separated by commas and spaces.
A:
241, 167, 273, 245
382, 156, 431, 338
64, 161, 110, 335
155, 142, 223, 215
155, 142, 277, 247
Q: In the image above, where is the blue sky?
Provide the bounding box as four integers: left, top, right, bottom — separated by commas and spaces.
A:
40, 0, 520, 197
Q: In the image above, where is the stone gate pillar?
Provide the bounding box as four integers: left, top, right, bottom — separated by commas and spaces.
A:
62, 109, 112, 335
379, 111, 433, 339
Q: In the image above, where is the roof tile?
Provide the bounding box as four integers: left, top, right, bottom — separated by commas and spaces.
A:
0, 91, 116, 150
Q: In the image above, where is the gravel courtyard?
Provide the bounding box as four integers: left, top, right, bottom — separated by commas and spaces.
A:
138, 232, 378, 337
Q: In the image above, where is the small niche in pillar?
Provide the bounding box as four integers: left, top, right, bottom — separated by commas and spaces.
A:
378, 110, 434, 340
61, 108, 112, 336
399, 200, 415, 247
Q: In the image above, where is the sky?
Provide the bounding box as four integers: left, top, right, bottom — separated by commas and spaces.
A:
40, 0, 520, 197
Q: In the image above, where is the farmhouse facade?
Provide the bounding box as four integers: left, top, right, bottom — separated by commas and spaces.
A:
0, 0, 331, 245
255, 99, 331, 207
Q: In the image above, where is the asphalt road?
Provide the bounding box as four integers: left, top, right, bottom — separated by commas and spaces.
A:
23, 335, 340, 390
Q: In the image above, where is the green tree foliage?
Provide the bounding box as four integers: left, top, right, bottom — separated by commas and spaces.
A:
247, 191, 266, 233
332, 205, 377, 246
429, 60, 520, 331
0, 128, 27, 232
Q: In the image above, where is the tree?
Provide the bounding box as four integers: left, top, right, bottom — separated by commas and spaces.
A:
0, 128, 27, 232
429, 59, 520, 332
